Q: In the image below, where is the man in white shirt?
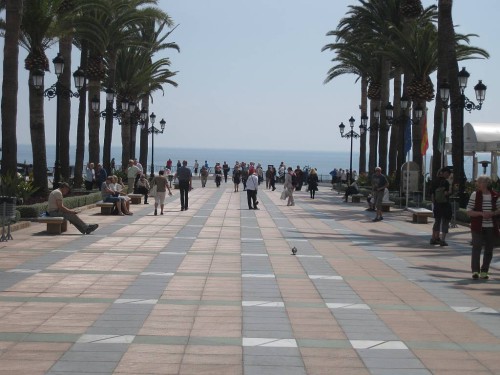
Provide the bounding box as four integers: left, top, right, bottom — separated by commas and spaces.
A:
246, 168, 259, 210
127, 160, 141, 193
47, 182, 98, 234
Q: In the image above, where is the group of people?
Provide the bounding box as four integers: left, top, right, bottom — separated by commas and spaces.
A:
60, 157, 498, 281
430, 166, 494, 280
84, 162, 108, 191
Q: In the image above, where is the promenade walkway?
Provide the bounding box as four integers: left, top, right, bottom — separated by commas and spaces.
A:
0, 180, 499, 375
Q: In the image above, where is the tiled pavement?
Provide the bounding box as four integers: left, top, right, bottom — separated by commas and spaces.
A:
0, 181, 499, 375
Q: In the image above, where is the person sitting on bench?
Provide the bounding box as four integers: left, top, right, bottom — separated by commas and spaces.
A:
47, 182, 98, 234
101, 176, 132, 216
134, 174, 151, 204
344, 181, 359, 202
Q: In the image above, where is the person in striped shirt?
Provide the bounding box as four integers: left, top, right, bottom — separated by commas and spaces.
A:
466, 175, 498, 280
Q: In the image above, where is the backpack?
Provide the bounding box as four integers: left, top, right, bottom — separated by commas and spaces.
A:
434, 186, 447, 203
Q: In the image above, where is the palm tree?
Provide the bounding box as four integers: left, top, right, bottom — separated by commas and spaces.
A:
113, 46, 178, 169
19, 0, 64, 194
135, 20, 179, 169
1, 0, 23, 177
98, 0, 172, 174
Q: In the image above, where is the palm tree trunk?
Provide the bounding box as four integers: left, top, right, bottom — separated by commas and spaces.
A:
389, 68, 403, 177
59, 35, 73, 182
29, 72, 49, 194
1, 0, 23, 177
74, 45, 89, 188
438, 0, 463, 200
139, 97, 149, 168
378, 58, 391, 174
411, 100, 424, 172
368, 100, 378, 175
103, 52, 117, 174
359, 76, 368, 174
121, 114, 131, 171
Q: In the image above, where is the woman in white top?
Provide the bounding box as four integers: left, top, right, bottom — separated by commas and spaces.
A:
151, 170, 172, 215
284, 167, 295, 206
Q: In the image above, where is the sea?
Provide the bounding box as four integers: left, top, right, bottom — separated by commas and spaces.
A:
16, 144, 479, 179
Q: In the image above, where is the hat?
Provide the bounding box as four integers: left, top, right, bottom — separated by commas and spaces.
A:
59, 182, 71, 191
441, 167, 452, 173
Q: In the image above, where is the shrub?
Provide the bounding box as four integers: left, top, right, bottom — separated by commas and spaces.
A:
0, 173, 38, 203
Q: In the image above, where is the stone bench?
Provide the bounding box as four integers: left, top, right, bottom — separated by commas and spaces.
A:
128, 194, 143, 204
36, 217, 68, 234
407, 207, 433, 224
381, 201, 396, 212
351, 194, 365, 203
96, 202, 115, 215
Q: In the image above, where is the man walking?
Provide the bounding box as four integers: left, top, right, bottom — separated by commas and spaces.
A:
175, 160, 192, 211
246, 168, 259, 210
127, 160, 140, 193
430, 167, 452, 245
371, 167, 389, 222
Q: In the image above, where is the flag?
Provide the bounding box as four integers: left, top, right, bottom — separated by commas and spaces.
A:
437, 109, 446, 153
421, 111, 428, 156
404, 117, 412, 155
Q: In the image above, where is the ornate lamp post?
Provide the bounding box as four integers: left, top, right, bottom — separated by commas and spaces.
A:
142, 112, 166, 178
32, 53, 85, 188
439, 67, 487, 205
339, 116, 364, 185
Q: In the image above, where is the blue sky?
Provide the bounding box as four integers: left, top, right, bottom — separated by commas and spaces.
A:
1, 0, 498, 153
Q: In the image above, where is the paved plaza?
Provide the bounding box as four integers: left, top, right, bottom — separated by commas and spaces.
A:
0, 180, 499, 375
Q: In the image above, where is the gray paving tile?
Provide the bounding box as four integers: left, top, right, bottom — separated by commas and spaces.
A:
244, 365, 306, 375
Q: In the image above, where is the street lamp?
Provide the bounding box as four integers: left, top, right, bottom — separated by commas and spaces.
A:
439, 67, 487, 204
339, 116, 364, 185
142, 112, 166, 178
32, 53, 85, 188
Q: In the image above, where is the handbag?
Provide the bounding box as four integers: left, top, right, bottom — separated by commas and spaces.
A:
150, 184, 157, 197
280, 190, 288, 200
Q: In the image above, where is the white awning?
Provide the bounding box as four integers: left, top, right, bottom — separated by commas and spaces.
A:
464, 122, 500, 152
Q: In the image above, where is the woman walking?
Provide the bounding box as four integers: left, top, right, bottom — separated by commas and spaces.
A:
232, 165, 241, 192
307, 168, 319, 199
466, 175, 498, 280
284, 167, 295, 206
151, 170, 172, 215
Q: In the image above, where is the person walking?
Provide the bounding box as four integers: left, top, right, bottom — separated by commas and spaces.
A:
84, 162, 95, 190
151, 170, 172, 215
232, 165, 241, 192
284, 167, 296, 206
270, 166, 277, 191
47, 182, 98, 234
194, 160, 199, 175
466, 175, 498, 280
307, 168, 319, 199
200, 165, 208, 187
294, 166, 304, 191
371, 167, 389, 222
222, 161, 230, 183
214, 165, 223, 187
430, 167, 453, 246
126, 160, 140, 193
246, 168, 259, 209
96, 163, 107, 191
175, 160, 192, 211
241, 162, 249, 190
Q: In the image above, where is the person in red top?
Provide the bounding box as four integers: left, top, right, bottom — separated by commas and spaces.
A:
466, 175, 498, 280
